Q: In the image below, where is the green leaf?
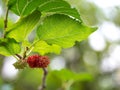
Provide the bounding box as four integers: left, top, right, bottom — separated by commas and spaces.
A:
7, 0, 16, 8
47, 69, 93, 83
13, 60, 27, 69
37, 14, 97, 49
8, 0, 42, 16
0, 38, 21, 56
22, 40, 31, 47
8, 0, 82, 22
38, 0, 82, 22
6, 11, 41, 42
47, 71, 62, 90
0, 18, 13, 32
33, 40, 61, 55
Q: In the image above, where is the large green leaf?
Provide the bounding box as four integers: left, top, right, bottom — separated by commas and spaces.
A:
8, 0, 42, 16
8, 0, 81, 22
37, 14, 97, 49
50, 69, 93, 82
6, 11, 41, 42
37, 0, 82, 22
21, 40, 61, 55
47, 69, 93, 89
0, 38, 21, 56
33, 40, 61, 55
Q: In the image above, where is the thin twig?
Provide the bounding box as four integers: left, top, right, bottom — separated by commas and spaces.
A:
15, 54, 22, 59
16, 47, 29, 60
13, 55, 20, 60
26, 47, 34, 56
3, 7, 9, 38
38, 68, 48, 90
23, 47, 29, 59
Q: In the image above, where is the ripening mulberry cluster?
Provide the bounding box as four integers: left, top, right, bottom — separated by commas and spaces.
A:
27, 55, 50, 68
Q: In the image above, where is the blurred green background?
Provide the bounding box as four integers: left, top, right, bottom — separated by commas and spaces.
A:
0, 0, 120, 90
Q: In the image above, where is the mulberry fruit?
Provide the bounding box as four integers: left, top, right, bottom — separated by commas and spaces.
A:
27, 55, 50, 68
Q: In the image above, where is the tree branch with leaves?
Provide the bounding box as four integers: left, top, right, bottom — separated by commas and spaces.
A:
1, 0, 97, 89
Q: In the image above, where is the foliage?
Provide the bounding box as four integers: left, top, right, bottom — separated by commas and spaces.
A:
0, 0, 98, 90
0, 0, 97, 57
0, 38, 20, 56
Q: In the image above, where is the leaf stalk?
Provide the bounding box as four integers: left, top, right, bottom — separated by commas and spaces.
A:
3, 7, 9, 38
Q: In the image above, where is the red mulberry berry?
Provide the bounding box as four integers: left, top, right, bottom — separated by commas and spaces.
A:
27, 55, 50, 68
27, 55, 39, 68
38, 56, 50, 68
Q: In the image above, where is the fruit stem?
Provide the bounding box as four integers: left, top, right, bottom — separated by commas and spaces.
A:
38, 68, 48, 90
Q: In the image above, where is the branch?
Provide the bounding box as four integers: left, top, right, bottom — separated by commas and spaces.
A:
15, 47, 29, 60
15, 54, 22, 59
23, 47, 29, 59
38, 68, 48, 90
3, 8, 9, 38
